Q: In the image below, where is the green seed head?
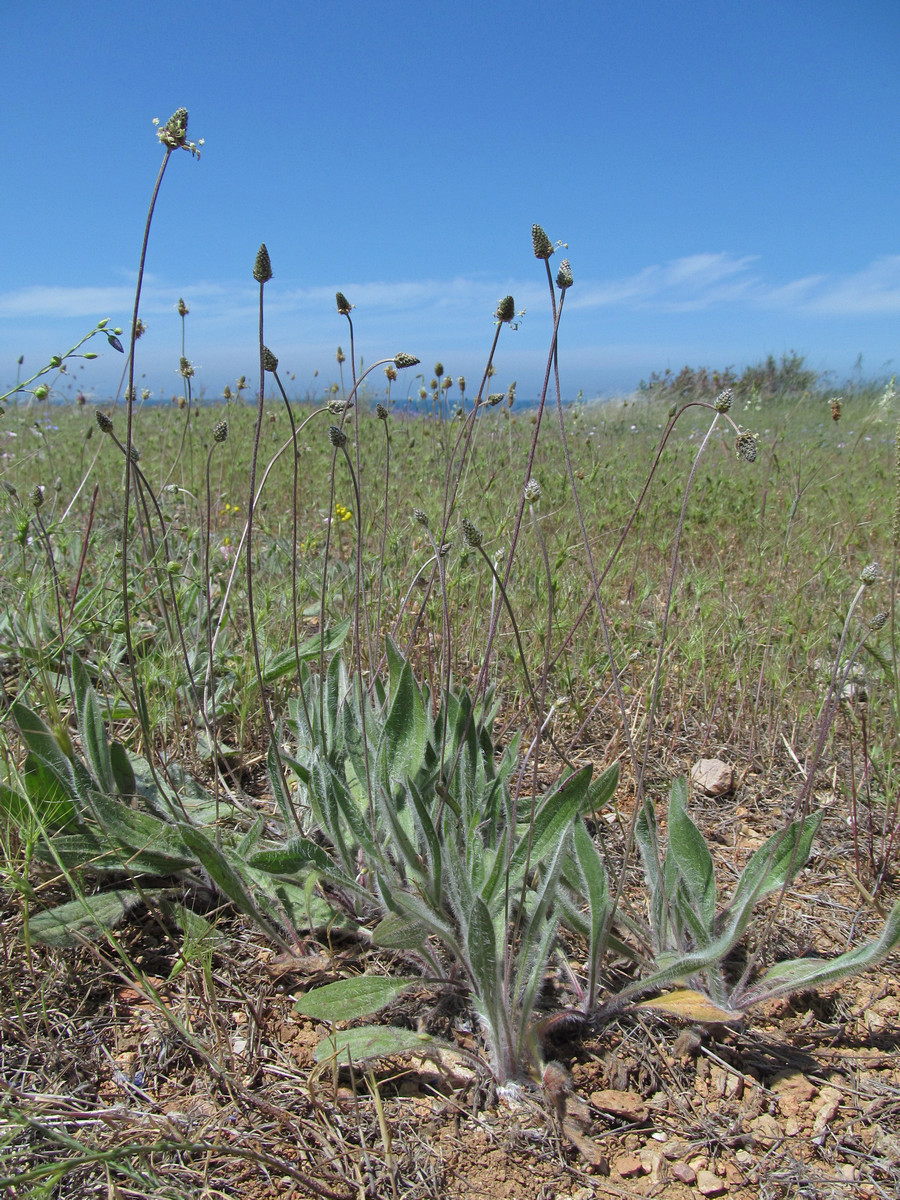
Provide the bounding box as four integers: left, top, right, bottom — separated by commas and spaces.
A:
861, 561, 881, 586
30, 486, 44, 510
714, 388, 733, 413
213, 420, 228, 443
253, 243, 273, 283
95, 409, 114, 433
735, 432, 758, 463
434, 362, 444, 378
532, 224, 554, 260
262, 347, 279, 373
129, 444, 140, 464
394, 353, 420, 369
461, 518, 483, 548
33, 385, 49, 401
329, 425, 348, 448
495, 295, 516, 323
556, 259, 573, 290
335, 291, 352, 315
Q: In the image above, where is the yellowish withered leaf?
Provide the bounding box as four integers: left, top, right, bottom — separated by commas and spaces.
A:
634, 989, 741, 1023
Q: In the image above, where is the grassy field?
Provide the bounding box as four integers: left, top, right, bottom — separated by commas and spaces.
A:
0, 111, 898, 1199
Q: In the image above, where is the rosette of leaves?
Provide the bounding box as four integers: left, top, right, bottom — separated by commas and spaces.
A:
601, 778, 900, 1020
264, 639, 597, 1082
2, 654, 342, 950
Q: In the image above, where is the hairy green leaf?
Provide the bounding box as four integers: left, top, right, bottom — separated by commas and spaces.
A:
294, 975, 420, 1022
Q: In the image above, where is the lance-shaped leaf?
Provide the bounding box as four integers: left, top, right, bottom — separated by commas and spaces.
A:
71, 653, 115, 795
583, 761, 620, 815
382, 658, 428, 783
294, 975, 420, 1022
247, 837, 362, 896
11, 701, 79, 791
507, 765, 592, 886
177, 824, 292, 951
736, 900, 900, 1009
314, 1025, 442, 1064
724, 810, 823, 922
85, 790, 196, 873
20, 754, 78, 830
572, 819, 611, 1006
26, 888, 162, 948
666, 778, 716, 937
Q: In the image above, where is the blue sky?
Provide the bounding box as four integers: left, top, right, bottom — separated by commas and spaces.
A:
3, 0, 899, 403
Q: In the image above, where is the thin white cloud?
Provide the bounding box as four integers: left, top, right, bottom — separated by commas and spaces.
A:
3, 254, 900, 326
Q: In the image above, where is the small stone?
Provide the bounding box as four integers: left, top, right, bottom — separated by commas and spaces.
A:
691, 758, 734, 796
670, 1162, 697, 1184
770, 1069, 816, 1119
638, 1146, 663, 1181
613, 1153, 645, 1178
723, 1161, 744, 1185
697, 1168, 728, 1195
749, 1113, 784, 1147
710, 1063, 744, 1100
590, 1088, 648, 1122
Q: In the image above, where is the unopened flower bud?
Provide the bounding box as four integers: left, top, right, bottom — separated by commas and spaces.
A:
434, 362, 444, 378
253, 243, 273, 283
375, 403, 389, 420
487, 393, 505, 407
95, 409, 114, 433
532, 224, 554, 260
869, 611, 889, 631
335, 291, 352, 315
413, 508, 429, 526
860, 562, 880, 586
262, 347, 279, 373
714, 388, 733, 412
158, 107, 189, 150
556, 259, 573, 290
214, 420, 228, 443
33, 385, 49, 401
393, 353, 420, 369
495, 295, 516, 323
329, 425, 348, 448
30, 486, 45, 509
735, 432, 758, 463
328, 398, 350, 415
461, 518, 483, 548
524, 478, 542, 503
